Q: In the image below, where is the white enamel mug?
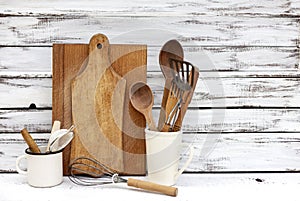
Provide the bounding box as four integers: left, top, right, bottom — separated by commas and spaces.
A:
16, 146, 63, 187
145, 129, 194, 186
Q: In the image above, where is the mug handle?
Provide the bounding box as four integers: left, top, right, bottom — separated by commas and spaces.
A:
16, 155, 28, 175
174, 143, 194, 180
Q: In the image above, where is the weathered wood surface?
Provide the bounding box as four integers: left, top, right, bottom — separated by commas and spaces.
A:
0, 0, 299, 173
1, 0, 299, 15
0, 0, 300, 16
0, 133, 300, 172
1, 108, 300, 133
1, 46, 298, 72
1, 133, 300, 172
0, 16, 298, 46
1, 74, 300, 108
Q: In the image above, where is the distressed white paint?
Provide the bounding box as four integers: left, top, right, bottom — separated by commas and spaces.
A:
1, 133, 300, 172
1, 75, 300, 108
0, 0, 299, 173
0, 46, 298, 73
1, 0, 299, 15
0, 16, 298, 46
1, 109, 300, 133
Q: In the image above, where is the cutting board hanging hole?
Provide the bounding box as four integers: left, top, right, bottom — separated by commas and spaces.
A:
97, 43, 102, 49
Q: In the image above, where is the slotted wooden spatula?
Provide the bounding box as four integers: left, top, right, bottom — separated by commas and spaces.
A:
158, 40, 184, 131
71, 34, 126, 173
169, 58, 199, 132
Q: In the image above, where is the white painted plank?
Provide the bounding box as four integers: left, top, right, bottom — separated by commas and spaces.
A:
1, 108, 300, 133
183, 133, 300, 171
1, 75, 300, 108
1, 0, 299, 16
0, 110, 51, 133
0, 47, 52, 72
0, 16, 298, 46
0, 77, 52, 108
150, 75, 300, 108
0, 46, 298, 73
1, 133, 300, 172
175, 109, 300, 133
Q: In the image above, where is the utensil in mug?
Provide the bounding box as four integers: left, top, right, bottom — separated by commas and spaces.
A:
160, 77, 189, 132
169, 58, 199, 131
46, 120, 61, 152
145, 129, 194, 186
158, 40, 184, 131
16, 146, 63, 187
129, 81, 157, 131
49, 129, 74, 152
47, 125, 75, 152
20, 128, 41, 153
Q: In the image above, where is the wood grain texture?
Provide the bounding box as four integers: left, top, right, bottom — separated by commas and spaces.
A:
108, 44, 147, 174
52, 44, 89, 175
2, 108, 300, 133
1, 75, 300, 108
71, 34, 126, 173
1, 133, 300, 172
0, 0, 299, 173
0, 0, 299, 16
53, 41, 147, 175
0, 46, 298, 73
0, 110, 51, 133
0, 16, 298, 46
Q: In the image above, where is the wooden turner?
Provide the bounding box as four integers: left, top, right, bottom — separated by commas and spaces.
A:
71, 34, 126, 173
169, 58, 199, 132
158, 40, 184, 131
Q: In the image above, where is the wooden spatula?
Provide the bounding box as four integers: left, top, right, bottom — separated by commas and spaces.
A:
169, 58, 199, 132
71, 34, 126, 173
158, 40, 184, 131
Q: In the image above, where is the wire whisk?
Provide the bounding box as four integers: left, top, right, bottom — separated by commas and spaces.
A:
68, 157, 178, 197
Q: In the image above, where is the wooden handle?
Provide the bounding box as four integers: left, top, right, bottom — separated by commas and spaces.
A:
174, 68, 199, 131
160, 92, 179, 132
127, 178, 178, 197
20, 128, 41, 153
157, 79, 172, 131
51, 120, 61, 134
146, 109, 158, 131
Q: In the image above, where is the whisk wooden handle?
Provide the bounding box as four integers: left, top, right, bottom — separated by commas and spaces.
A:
127, 178, 178, 197
20, 128, 41, 153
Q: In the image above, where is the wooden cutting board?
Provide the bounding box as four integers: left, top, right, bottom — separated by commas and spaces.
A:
52, 34, 147, 175
72, 34, 126, 173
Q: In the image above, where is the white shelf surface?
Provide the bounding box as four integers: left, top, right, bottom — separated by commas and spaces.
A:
1, 173, 300, 201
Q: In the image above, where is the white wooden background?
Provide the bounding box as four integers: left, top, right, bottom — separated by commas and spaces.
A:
0, 0, 300, 173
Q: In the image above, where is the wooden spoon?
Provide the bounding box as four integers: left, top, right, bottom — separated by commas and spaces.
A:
158, 40, 184, 131
130, 82, 157, 131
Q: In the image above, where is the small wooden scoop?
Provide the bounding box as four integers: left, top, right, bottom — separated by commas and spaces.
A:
129, 82, 157, 131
